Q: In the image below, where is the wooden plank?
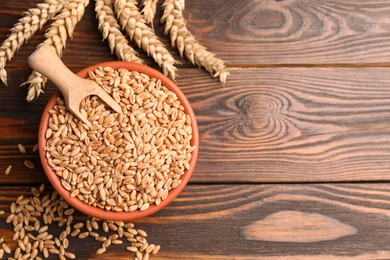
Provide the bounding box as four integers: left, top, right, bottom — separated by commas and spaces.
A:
186, 67, 390, 182
3, 0, 390, 67
185, 67, 390, 182
2, 67, 390, 183
0, 184, 390, 258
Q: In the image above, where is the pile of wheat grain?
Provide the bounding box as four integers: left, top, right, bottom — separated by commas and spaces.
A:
0, 184, 160, 259
45, 66, 194, 212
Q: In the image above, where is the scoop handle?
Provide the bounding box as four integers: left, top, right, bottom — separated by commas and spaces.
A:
28, 45, 77, 100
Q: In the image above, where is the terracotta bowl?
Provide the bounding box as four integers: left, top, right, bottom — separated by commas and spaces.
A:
38, 61, 199, 221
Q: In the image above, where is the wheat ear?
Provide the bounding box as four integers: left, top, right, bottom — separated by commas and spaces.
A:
0, 0, 66, 86
161, 0, 229, 84
23, 0, 90, 102
95, 0, 143, 64
114, 0, 177, 79
140, 0, 159, 26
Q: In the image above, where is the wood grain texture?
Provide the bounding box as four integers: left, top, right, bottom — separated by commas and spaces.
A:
185, 67, 390, 182
185, 0, 390, 65
0, 184, 390, 259
3, 68, 390, 183
1, 0, 390, 259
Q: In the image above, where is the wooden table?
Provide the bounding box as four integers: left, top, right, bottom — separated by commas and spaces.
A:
1, 0, 390, 259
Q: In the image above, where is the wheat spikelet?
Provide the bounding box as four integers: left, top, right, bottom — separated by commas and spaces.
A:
114, 0, 177, 79
161, 0, 229, 84
23, 0, 90, 102
95, 0, 143, 63
0, 0, 65, 86
140, 0, 159, 26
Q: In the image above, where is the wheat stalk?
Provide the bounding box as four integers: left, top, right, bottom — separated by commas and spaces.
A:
95, 0, 143, 64
0, 0, 66, 86
140, 0, 159, 26
114, 0, 177, 79
161, 0, 229, 84
23, 0, 90, 102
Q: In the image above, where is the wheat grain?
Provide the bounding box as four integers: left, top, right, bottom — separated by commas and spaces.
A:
0, 0, 65, 86
31, 249, 38, 258
96, 236, 107, 242
114, 0, 177, 79
86, 220, 93, 231
137, 229, 147, 237
151, 244, 161, 254
71, 228, 81, 237
49, 248, 60, 254
5, 165, 12, 175
14, 248, 21, 259
78, 232, 89, 239
112, 239, 123, 245
136, 251, 143, 259
102, 239, 112, 248
91, 219, 99, 230
96, 247, 106, 254
43, 248, 50, 258
2, 243, 11, 254
161, 0, 229, 84
64, 252, 76, 258
24, 160, 35, 169
90, 231, 99, 238
126, 246, 138, 252
141, 0, 159, 26
22, 0, 90, 102
33, 143, 39, 152
73, 222, 84, 229
102, 221, 109, 232
95, 0, 143, 64
18, 143, 26, 154
31, 187, 40, 197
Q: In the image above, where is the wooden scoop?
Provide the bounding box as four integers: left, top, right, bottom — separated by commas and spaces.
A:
28, 45, 122, 127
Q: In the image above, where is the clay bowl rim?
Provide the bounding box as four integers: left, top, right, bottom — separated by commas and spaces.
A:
38, 61, 199, 221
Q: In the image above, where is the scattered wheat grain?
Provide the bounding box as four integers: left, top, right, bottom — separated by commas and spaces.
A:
96, 247, 106, 254
78, 232, 89, 239
18, 144, 26, 154
126, 246, 138, 252
112, 239, 123, 245
24, 160, 35, 169
65, 251, 76, 259
136, 250, 143, 259
5, 165, 12, 175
